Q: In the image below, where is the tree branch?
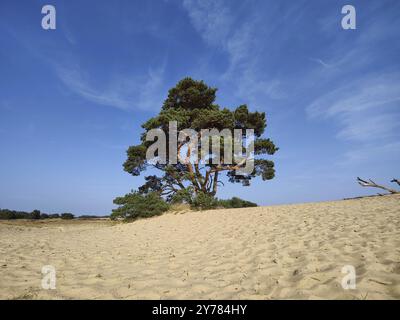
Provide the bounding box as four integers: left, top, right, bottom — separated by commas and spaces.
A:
357, 177, 399, 194
211, 171, 219, 195
391, 178, 400, 186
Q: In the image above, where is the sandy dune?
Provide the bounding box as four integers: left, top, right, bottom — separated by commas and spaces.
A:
0, 195, 399, 299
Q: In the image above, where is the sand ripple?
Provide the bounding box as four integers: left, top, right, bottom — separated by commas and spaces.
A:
0, 195, 399, 299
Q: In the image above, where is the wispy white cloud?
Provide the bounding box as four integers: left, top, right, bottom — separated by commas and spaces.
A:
302, 2, 400, 165
56, 64, 166, 111
182, 0, 286, 103
307, 73, 400, 165
183, 0, 400, 169
182, 0, 233, 47
340, 141, 400, 165
307, 74, 400, 142
61, 24, 77, 45
337, 112, 399, 142
2, 7, 168, 113
236, 69, 287, 104
309, 58, 333, 69
182, 0, 253, 70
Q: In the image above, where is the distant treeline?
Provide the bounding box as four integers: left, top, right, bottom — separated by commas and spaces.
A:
77, 215, 110, 219
0, 209, 109, 220
0, 209, 74, 220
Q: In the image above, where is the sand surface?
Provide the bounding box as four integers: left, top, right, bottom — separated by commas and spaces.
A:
0, 195, 399, 299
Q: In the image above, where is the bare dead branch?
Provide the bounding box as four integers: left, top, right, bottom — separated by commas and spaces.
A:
391, 178, 400, 186
357, 177, 399, 194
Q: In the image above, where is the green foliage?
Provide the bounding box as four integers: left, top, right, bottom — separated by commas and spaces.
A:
122, 77, 278, 202
0, 209, 74, 220
170, 187, 194, 204
217, 197, 257, 208
189, 194, 258, 210
78, 215, 109, 219
0, 209, 49, 220
0, 209, 18, 219
190, 192, 219, 210
61, 213, 74, 220
162, 78, 217, 111
123, 145, 147, 176
111, 192, 170, 221
31, 210, 41, 220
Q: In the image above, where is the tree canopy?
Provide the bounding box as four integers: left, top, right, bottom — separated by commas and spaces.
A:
122, 77, 278, 203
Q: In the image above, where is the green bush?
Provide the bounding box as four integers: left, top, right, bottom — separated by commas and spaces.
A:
61, 213, 74, 220
190, 192, 219, 210
0, 209, 40, 219
31, 210, 41, 220
0, 209, 17, 220
78, 215, 109, 219
218, 197, 257, 208
189, 194, 258, 210
111, 192, 170, 221
170, 188, 193, 204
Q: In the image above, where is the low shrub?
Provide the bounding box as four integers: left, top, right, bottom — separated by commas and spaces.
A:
0, 209, 17, 220
61, 213, 74, 220
31, 210, 41, 220
218, 197, 257, 208
78, 215, 109, 219
190, 192, 219, 210
111, 192, 169, 221
180, 193, 258, 211
170, 188, 193, 204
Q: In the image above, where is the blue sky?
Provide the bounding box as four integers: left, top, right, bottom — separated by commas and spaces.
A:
1, 0, 399, 215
